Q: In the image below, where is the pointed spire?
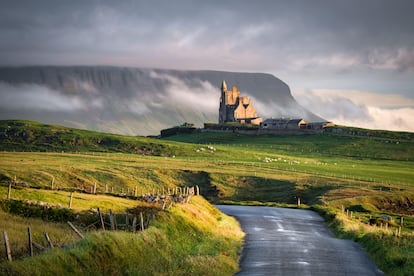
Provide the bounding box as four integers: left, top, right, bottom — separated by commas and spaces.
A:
221, 80, 227, 91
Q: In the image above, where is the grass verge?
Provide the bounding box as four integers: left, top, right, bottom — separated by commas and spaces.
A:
314, 205, 414, 275
0, 196, 244, 275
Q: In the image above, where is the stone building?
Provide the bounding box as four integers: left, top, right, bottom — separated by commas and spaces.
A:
261, 118, 309, 129
218, 80, 262, 125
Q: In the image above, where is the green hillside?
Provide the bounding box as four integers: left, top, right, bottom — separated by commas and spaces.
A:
1, 120, 414, 274
0, 120, 189, 156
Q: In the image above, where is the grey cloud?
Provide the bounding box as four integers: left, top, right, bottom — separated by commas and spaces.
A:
1, 0, 414, 72
0, 82, 103, 112
292, 89, 370, 121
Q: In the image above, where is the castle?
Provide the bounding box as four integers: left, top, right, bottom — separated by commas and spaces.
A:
218, 80, 263, 125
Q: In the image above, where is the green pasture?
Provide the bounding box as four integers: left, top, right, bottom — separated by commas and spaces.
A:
1, 120, 414, 274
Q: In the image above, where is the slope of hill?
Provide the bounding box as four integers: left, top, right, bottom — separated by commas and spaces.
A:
0, 66, 322, 135
0, 120, 188, 156
1, 120, 414, 274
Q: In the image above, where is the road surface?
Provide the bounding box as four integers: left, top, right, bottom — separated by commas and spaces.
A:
217, 205, 383, 276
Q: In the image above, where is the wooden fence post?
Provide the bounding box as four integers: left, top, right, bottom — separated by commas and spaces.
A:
27, 227, 33, 257
140, 212, 144, 231
297, 197, 301, 207
401, 217, 404, 226
109, 210, 115, 231
3, 230, 12, 261
43, 232, 54, 248
67, 221, 85, 238
7, 182, 12, 200
68, 192, 73, 209
98, 208, 105, 231
93, 182, 97, 194
132, 216, 137, 233
105, 184, 108, 193
51, 176, 55, 190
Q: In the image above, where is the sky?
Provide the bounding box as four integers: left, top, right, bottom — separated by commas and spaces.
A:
0, 0, 413, 132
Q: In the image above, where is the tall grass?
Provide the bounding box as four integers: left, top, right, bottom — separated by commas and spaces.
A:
314, 205, 414, 275
0, 196, 244, 275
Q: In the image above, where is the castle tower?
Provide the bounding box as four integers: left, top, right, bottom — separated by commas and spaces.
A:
221, 80, 227, 92
218, 80, 262, 125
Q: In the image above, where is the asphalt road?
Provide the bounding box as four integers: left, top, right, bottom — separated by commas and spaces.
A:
217, 205, 383, 276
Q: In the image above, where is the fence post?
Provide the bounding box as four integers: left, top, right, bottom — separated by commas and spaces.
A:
140, 212, 144, 231
27, 227, 33, 257
132, 216, 137, 233
3, 230, 12, 261
297, 197, 301, 207
105, 184, 108, 193
134, 186, 137, 197
68, 192, 73, 209
400, 217, 404, 226
109, 210, 115, 231
43, 232, 54, 248
98, 208, 105, 231
93, 182, 97, 194
51, 176, 55, 190
67, 222, 84, 238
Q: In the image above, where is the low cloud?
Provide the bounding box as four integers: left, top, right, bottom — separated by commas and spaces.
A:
0, 82, 103, 112
149, 72, 219, 113
292, 88, 414, 132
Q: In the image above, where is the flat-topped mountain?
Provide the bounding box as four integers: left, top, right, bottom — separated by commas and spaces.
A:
0, 66, 322, 135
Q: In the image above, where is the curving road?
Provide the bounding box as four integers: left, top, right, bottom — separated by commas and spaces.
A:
217, 205, 383, 276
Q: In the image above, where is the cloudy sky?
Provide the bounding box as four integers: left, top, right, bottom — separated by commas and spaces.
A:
1, 0, 413, 131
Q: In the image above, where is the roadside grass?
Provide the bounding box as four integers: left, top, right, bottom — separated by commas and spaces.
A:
315, 205, 414, 275
0, 196, 244, 276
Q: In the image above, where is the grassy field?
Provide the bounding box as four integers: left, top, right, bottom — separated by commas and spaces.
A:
1, 120, 414, 274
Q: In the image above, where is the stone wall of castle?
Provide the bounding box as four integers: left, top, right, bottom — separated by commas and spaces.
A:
219, 80, 262, 125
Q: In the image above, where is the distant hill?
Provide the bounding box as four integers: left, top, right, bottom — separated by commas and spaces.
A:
0, 66, 322, 135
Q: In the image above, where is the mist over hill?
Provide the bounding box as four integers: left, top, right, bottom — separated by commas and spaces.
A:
0, 66, 322, 135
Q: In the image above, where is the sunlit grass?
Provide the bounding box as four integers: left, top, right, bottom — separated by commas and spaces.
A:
0, 196, 244, 275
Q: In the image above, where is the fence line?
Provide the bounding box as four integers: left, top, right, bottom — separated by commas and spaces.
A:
1, 185, 200, 262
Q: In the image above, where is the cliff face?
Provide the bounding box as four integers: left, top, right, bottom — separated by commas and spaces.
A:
0, 66, 322, 135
